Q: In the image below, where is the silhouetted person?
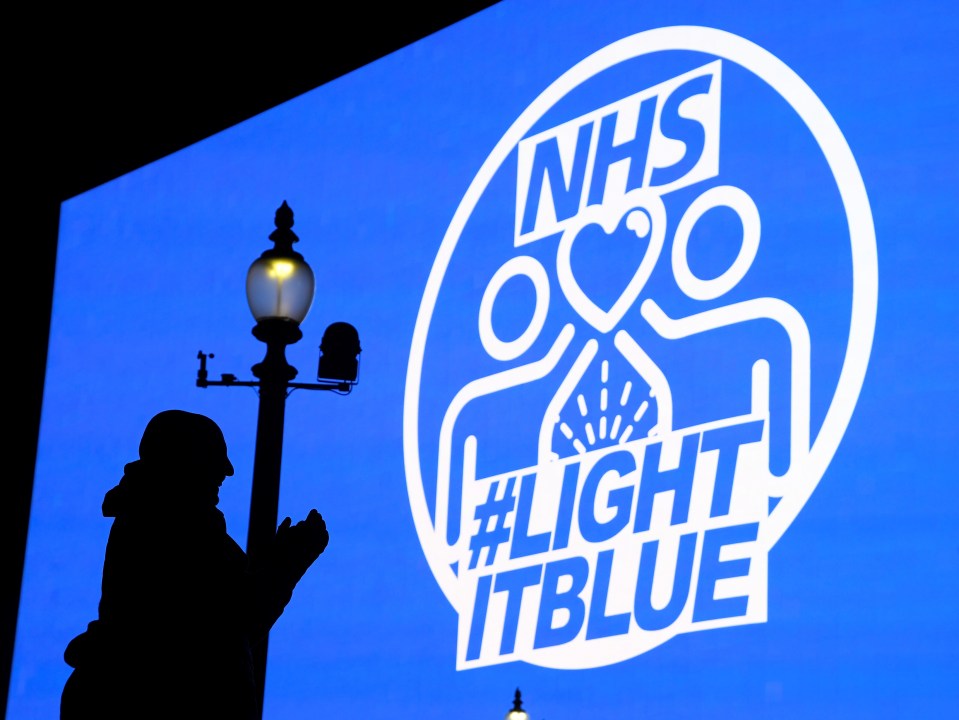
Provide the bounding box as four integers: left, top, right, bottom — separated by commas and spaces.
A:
60, 409, 328, 719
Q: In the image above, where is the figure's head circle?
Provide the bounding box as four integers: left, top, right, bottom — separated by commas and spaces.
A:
672, 185, 761, 300
478, 255, 550, 361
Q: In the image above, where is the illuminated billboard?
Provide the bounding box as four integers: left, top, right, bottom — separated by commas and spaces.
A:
9, 1, 957, 718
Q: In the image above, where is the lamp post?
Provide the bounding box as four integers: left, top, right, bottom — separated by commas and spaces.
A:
196, 200, 361, 718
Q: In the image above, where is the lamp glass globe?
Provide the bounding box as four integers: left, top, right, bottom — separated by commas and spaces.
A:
246, 254, 315, 323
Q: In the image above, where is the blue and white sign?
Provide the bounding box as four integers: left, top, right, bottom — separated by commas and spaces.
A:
406, 27, 877, 670
9, 2, 957, 718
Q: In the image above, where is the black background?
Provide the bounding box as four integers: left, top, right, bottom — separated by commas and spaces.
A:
5, 3, 501, 709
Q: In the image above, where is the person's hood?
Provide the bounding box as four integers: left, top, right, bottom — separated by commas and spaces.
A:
138, 409, 234, 477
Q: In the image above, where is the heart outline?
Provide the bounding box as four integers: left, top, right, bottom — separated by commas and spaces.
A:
556, 189, 667, 333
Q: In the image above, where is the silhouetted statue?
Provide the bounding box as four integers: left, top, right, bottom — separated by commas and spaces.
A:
60, 409, 328, 719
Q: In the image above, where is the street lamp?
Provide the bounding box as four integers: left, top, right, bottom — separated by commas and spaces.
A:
195, 200, 361, 717
505, 688, 530, 720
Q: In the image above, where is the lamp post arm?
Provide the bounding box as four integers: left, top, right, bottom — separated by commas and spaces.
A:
197, 352, 355, 393
196, 352, 261, 388
287, 381, 354, 392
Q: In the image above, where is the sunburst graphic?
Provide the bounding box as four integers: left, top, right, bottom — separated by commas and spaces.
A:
554, 356, 657, 457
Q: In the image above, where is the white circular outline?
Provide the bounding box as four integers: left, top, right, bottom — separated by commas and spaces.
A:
672, 185, 761, 300
404, 26, 878, 634
478, 255, 550, 361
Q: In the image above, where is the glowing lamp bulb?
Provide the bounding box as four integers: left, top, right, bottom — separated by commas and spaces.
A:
268, 259, 295, 280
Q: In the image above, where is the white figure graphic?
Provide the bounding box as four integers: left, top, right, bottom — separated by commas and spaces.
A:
639, 185, 811, 499
434, 253, 574, 564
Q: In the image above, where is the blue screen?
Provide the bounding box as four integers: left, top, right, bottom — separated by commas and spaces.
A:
9, 1, 958, 717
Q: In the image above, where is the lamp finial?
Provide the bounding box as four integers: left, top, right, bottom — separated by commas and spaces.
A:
268, 200, 300, 255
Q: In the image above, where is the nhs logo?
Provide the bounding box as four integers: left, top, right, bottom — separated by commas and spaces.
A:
515, 61, 720, 245
404, 27, 877, 670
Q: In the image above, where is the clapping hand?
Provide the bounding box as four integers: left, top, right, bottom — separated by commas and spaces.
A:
273, 509, 329, 584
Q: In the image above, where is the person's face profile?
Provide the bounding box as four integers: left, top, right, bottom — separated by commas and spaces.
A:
196, 467, 228, 506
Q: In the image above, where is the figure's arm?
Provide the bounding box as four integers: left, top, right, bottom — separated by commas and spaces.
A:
244, 510, 329, 639
436, 324, 576, 550
641, 298, 811, 477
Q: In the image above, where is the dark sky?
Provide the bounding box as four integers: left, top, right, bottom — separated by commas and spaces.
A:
5, 3, 501, 708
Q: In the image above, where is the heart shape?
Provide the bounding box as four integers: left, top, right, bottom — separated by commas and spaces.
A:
557, 189, 666, 333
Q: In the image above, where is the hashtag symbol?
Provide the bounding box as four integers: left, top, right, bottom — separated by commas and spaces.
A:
468, 476, 518, 569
